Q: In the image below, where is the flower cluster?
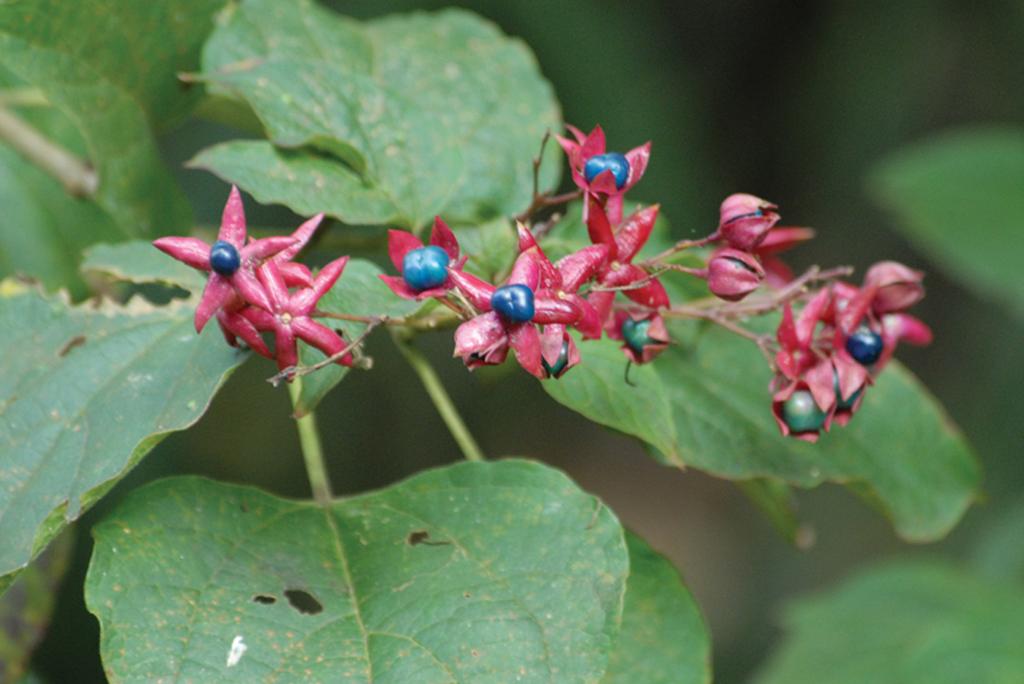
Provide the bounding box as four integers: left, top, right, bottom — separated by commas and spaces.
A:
770, 261, 932, 441
154, 186, 354, 373
156, 125, 933, 443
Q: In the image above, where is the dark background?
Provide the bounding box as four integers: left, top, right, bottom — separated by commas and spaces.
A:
32, 1, 1024, 682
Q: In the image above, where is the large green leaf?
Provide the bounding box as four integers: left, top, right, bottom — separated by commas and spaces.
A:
603, 532, 711, 684
293, 258, 422, 417
869, 127, 1024, 319
754, 561, 1024, 684
0, 0, 223, 236
86, 460, 628, 683
192, 0, 561, 230
0, 145, 121, 294
0, 532, 71, 682
543, 325, 980, 542
0, 277, 245, 589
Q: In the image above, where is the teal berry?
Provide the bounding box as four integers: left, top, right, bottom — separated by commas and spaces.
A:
782, 390, 827, 433
833, 371, 864, 410
584, 152, 630, 189
209, 240, 240, 276
845, 326, 884, 366
402, 245, 450, 291
491, 284, 535, 322
621, 318, 654, 355
542, 341, 570, 378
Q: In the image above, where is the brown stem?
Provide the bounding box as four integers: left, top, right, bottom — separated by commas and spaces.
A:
0, 107, 98, 196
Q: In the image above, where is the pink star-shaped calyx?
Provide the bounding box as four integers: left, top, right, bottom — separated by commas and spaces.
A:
379, 216, 467, 300
153, 185, 317, 332
584, 197, 670, 323
557, 124, 651, 225
241, 257, 353, 372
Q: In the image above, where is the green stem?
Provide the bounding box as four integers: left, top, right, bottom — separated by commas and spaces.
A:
395, 335, 485, 462
287, 379, 333, 505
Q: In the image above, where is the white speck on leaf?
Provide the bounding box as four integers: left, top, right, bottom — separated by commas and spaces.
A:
227, 635, 247, 667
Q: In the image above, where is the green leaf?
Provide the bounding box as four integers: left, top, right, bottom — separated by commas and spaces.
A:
0, 0, 226, 130
0, 145, 121, 294
603, 532, 711, 684
86, 460, 629, 683
193, 0, 561, 229
0, 279, 246, 588
754, 561, 1024, 684
0, 532, 72, 682
0, 1, 217, 236
294, 258, 422, 417
971, 497, 1024, 583
81, 241, 205, 292
457, 217, 517, 282
869, 127, 1024, 319
190, 142, 405, 227
543, 324, 980, 542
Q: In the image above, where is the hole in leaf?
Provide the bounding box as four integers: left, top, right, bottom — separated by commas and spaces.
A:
252, 594, 276, 605
284, 589, 323, 615
407, 530, 451, 547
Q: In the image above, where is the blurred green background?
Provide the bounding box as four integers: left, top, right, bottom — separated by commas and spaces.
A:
24, 0, 1023, 681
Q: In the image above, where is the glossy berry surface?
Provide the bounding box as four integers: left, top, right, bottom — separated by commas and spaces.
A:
402, 245, 450, 291
543, 341, 570, 378
584, 152, 630, 189
491, 284, 535, 322
833, 371, 864, 410
621, 318, 653, 355
209, 240, 240, 276
783, 390, 827, 432
845, 327, 884, 366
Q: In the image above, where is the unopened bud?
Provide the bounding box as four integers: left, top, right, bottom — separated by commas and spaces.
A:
707, 248, 765, 301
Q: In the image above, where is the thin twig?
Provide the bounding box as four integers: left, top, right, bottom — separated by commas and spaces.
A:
312, 308, 462, 332
0, 107, 98, 196
531, 130, 550, 201
714, 265, 854, 317
531, 210, 563, 241
641, 231, 720, 267
268, 320, 382, 386
586, 263, 708, 295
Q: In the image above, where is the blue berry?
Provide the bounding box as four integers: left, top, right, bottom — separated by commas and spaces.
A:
621, 318, 654, 355
845, 326, 883, 366
543, 341, 570, 378
402, 245, 450, 291
491, 284, 535, 322
782, 390, 826, 433
209, 240, 240, 276
584, 152, 630, 189
833, 370, 863, 410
